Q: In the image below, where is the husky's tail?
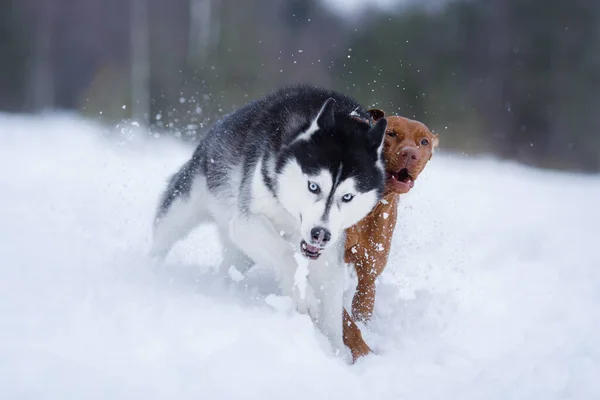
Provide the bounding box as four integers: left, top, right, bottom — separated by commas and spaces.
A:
150, 151, 205, 259
154, 159, 199, 223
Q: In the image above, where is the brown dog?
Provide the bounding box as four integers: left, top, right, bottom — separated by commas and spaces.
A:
342, 113, 439, 362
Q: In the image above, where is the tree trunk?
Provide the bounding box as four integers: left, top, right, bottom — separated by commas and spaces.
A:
188, 0, 214, 65
30, 0, 55, 111
130, 0, 150, 124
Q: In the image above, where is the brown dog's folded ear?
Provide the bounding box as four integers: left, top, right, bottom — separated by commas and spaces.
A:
429, 133, 440, 160
433, 133, 440, 149
367, 108, 385, 122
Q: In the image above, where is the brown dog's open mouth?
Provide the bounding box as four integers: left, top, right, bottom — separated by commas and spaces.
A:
386, 168, 415, 193
300, 240, 323, 260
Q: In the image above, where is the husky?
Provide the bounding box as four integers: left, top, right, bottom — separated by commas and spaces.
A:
150, 84, 387, 352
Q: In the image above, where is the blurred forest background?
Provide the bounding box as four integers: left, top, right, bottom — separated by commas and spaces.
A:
1, 0, 599, 172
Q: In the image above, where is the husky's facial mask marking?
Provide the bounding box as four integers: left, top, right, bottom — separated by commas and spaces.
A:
276, 98, 387, 260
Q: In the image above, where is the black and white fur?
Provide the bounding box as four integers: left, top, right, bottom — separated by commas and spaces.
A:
150, 85, 387, 351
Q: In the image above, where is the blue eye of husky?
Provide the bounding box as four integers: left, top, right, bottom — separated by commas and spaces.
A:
308, 181, 320, 194
342, 193, 354, 202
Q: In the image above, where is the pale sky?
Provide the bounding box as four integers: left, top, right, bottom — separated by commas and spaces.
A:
321, 0, 452, 17
321, 0, 408, 17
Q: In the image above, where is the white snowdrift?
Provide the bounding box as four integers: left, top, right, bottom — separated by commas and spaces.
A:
1, 113, 599, 399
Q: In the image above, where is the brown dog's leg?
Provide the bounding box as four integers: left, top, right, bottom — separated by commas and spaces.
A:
352, 267, 379, 322
342, 308, 372, 363
348, 195, 398, 322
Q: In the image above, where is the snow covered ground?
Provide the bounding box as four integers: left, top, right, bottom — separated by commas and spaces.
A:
1, 113, 599, 399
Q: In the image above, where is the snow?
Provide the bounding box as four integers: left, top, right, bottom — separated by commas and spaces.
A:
1, 113, 600, 399
227, 266, 245, 283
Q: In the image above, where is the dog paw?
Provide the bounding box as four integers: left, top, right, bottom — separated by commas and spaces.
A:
292, 290, 309, 314
350, 344, 372, 364
303, 283, 321, 320
290, 285, 311, 313
289, 282, 320, 320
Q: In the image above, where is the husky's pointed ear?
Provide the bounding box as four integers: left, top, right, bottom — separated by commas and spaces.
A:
367, 117, 387, 152
316, 98, 336, 128
290, 98, 336, 144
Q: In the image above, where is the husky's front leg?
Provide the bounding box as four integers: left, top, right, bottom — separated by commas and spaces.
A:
308, 246, 346, 352
229, 212, 301, 307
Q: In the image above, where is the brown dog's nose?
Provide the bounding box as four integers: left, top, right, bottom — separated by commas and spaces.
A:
400, 147, 419, 161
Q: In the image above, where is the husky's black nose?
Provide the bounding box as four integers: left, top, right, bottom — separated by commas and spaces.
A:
310, 227, 331, 246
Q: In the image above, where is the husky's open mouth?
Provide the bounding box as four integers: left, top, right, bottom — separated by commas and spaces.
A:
300, 240, 323, 260
386, 167, 415, 193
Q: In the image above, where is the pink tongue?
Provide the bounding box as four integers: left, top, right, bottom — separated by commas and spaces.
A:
305, 243, 320, 252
